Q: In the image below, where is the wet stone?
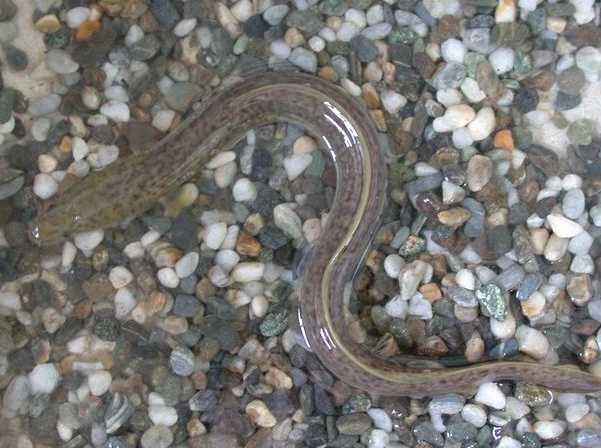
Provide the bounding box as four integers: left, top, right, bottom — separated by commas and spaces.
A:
173, 294, 201, 317
516, 273, 544, 301
350, 35, 378, 63
489, 338, 519, 359
487, 225, 513, 257
336, 413, 372, 435
476, 284, 506, 320
4, 44, 28, 71
514, 88, 539, 114
149, 0, 180, 28
555, 92, 581, 111
514, 383, 553, 407
413, 421, 444, 447
495, 265, 525, 292
93, 315, 121, 342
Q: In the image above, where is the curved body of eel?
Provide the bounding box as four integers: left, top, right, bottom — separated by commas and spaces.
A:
31, 72, 601, 396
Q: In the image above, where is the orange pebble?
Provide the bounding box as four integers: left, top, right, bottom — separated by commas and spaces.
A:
76, 20, 101, 41
494, 129, 514, 150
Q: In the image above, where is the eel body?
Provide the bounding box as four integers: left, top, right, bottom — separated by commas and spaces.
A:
32, 72, 601, 395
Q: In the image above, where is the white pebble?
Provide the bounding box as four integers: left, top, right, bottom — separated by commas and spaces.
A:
367, 408, 392, 432
271, 40, 291, 59
515, 325, 549, 360
505, 396, 530, 419
308, 36, 325, 52
207, 151, 236, 169
489, 47, 515, 74
174, 18, 197, 37
148, 405, 178, 426
408, 293, 433, 320
66, 7, 90, 28
114, 287, 137, 319
152, 110, 176, 132
467, 107, 496, 141
562, 174, 583, 190
175, 252, 199, 278
381, 90, 407, 114
100, 101, 130, 123
215, 249, 240, 272
232, 262, 265, 282
461, 404, 487, 427
88, 370, 112, 396
384, 254, 404, 278
251, 295, 269, 318
437, 88, 463, 107
435, 104, 476, 131
283, 154, 312, 181
345, 8, 367, 29
33, 173, 58, 199
214, 161, 237, 188
204, 222, 227, 250
38, 153, 58, 173
565, 403, 589, 423
384, 295, 408, 319
231, 0, 253, 22
125, 24, 144, 46
367, 429, 389, 448
441, 38, 466, 64
293, 135, 317, 154
232, 178, 257, 202
109, 266, 133, 289
474, 382, 506, 410
28, 363, 60, 394
546, 214, 583, 238
497, 436, 521, 448
533, 420, 566, 440
72, 137, 89, 161
456, 269, 476, 290
157, 267, 180, 288
74, 229, 104, 252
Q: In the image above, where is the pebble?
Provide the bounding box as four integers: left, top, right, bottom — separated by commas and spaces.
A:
231, 262, 265, 282
533, 420, 566, 440
474, 382, 506, 410
100, 101, 130, 123
141, 425, 173, 448
88, 370, 112, 396
433, 104, 475, 132
204, 222, 227, 249
467, 155, 493, 192
149, 405, 178, 426
489, 47, 514, 74
367, 429, 390, 448
441, 38, 466, 64
283, 153, 312, 180
169, 346, 195, 376
515, 325, 549, 359
467, 107, 496, 141
66, 7, 90, 28
562, 189, 586, 219
109, 266, 133, 289
175, 252, 199, 278
157, 267, 180, 288
46, 49, 79, 74
381, 90, 407, 114
28, 363, 60, 394
288, 47, 317, 73
384, 295, 408, 319
461, 404, 487, 427
232, 178, 257, 202
367, 408, 392, 433
74, 229, 104, 252
547, 214, 583, 238
246, 400, 276, 427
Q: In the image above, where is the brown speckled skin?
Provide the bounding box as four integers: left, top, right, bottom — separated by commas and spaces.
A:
33, 73, 601, 396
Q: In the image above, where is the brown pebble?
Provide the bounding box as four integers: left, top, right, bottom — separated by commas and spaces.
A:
76, 20, 102, 41
236, 232, 262, 257
417, 336, 449, 357
362, 83, 381, 109
419, 283, 442, 302
318, 66, 338, 82
437, 207, 471, 227
369, 109, 387, 131
494, 129, 514, 150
